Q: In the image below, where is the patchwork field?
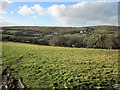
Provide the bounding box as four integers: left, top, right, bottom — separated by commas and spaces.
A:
2, 42, 118, 89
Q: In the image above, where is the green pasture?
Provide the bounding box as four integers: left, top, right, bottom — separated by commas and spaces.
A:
2, 42, 118, 89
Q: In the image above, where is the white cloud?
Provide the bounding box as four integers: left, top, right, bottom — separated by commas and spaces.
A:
96, 0, 119, 2
0, 0, 11, 3
47, 2, 118, 25
18, 4, 45, 17
18, 5, 34, 15
10, 11, 14, 14
47, 4, 66, 17
32, 4, 45, 16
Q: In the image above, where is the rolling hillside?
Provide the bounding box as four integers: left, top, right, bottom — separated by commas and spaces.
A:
1, 25, 120, 49
2, 42, 119, 89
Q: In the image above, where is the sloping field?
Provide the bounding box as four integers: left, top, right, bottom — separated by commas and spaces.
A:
2, 42, 118, 89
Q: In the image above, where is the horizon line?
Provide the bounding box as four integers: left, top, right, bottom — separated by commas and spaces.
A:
1, 25, 118, 28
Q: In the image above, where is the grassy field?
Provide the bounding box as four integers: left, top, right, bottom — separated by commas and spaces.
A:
2, 42, 118, 89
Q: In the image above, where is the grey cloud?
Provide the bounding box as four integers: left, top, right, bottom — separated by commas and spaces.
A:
47, 2, 118, 25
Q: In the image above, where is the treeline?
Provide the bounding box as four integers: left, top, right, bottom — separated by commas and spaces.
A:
49, 34, 119, 49
1, 26, 120, 49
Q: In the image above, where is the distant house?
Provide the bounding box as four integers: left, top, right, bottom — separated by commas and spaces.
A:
26, 41, 30, 43
80, 31, 83, 34
54, 32, 59, 35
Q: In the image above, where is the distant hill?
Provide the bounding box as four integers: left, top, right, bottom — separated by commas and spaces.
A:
1, 25, 120, 49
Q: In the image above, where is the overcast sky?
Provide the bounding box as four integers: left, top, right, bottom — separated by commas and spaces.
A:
0, 0, 119, 26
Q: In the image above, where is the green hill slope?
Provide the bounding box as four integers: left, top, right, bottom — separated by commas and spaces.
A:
2, 42, 118, 89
